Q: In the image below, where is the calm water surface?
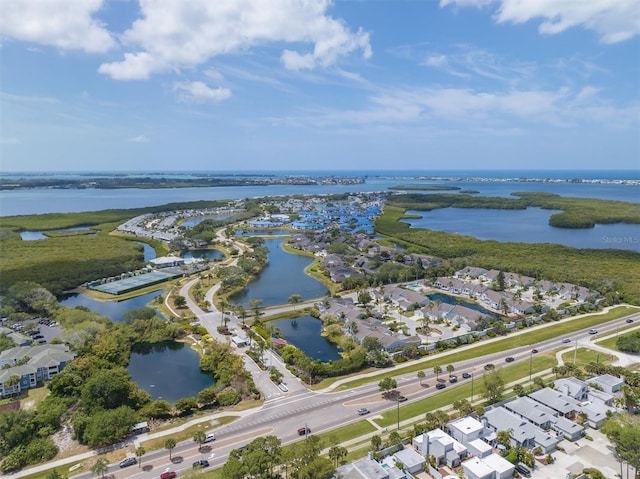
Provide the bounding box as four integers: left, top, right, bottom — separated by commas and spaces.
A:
230, 238, 326, 308
128, 341, 214, 402
272, 316, 341, 362
404, 207, 640, 252
182, 249, 225, 262
59, 290, 163, 322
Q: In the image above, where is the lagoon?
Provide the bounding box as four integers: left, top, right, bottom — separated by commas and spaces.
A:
403, 207, 640, 252
59, 289, 164, 322
230, 238, 326, 309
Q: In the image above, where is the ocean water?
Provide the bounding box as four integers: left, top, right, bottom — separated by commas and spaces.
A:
1, 170, 638, 216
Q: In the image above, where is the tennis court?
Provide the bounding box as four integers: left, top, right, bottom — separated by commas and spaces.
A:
88, 270, 180, 295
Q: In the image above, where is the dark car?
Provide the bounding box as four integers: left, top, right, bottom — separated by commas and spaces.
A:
562, 338, 572, 344
119, 457, 137, 468
357, 407, 370, 416
462, 372, 471, 379
515, 463, 531, 477
484, 363, 495, 370
531, 349, 539, 354
298, 426, 311, 436
505, 357, 515, 363
626, 318, 634, 323
436, 382, 446, 390
448, 375, 458, 383
193, 459, 210, 469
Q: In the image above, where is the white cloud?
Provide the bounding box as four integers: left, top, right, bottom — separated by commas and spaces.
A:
0, 0, 114, 52
424, 54, 448, 68
99, 0, 371, 80
440, 0, 640, 43
0, 137, 19, 144
127, 135, 151, 143
173, 81, 232, 104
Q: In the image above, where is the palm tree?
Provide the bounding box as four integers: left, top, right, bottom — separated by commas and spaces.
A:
371, 434, 382, 452
446, 364, 455, 376
288, 294, 302, 311
165, 438, 177, 461
135, 446, 145, 468
193, 430, 206, 452
90, 458, 108, 478
433, 365, 442, 381
417, 370, 426, 386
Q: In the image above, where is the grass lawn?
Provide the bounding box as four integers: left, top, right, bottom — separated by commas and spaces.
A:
141, 416, 238, 451
16, 462, 82, 479
374, 352, 557, 428
561, 347, 617, 367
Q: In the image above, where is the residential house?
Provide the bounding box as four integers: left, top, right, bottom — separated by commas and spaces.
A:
391, 448, 426, 475
483, 407, 560, 453
447, 416, 484, 445
0, 344, 76, 397
413, 429, 467, 468
503, 397, 555, 429
589, 374, 624, 394
336, 456, 389, 479
461, 454, 514, 479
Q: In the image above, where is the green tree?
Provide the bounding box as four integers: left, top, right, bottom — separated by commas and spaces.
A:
496, 429, 512, 449
378, 377, 397, 395
221, 455, 247, 479
371, 434, 382, 452
197, 386, 217, 408
193, 430, 206, 452
328, 445, 348, 467
90, 458, 108, 478
174, 295, 187, 308
165, 438, 177, 460
417, 370, 426, 386
482, 368, 505, 404
46, 469, 68, 479
433, 365, 442, 381
135, 446, 145, 468
446, 364, 455, 376
175, 397, 198, 415
602, 413, 640, 479
288, 294, 303, 310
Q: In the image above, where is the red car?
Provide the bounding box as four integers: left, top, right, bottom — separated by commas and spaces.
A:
160, 471, 177, 479
298, 426, 311, 436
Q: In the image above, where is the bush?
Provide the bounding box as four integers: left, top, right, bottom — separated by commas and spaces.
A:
217, 389, 241, 406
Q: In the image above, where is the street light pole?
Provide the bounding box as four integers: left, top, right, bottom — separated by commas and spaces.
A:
529, 352, 533, 382
397, 398, 400, 430
470, 373, 474, 402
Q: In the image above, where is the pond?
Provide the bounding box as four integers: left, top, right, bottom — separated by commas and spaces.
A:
230, 238, 326, 308
403, 207, 640, 252
272, 315, 341, 362
181, 248, 225, 262
59, 289, 164, 322
127, 341, 214, 403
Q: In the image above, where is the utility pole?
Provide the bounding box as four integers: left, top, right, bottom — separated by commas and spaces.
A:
397, 398, 400, 430
529, 352, 533, 382
471, 373, 474, 402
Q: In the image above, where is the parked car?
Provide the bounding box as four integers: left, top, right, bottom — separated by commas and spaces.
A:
505, 357, 515, 363
436, 382, 446, 390
193, 459, 210, 469
515, 463, 531, 477
448, 375, 458, 383
119, 457, 137, 468
484, 363, 495, 370
357, 407, 370, 416
160, 471, 177, 479
298, 426, 311, 436
462, 372, 471, 379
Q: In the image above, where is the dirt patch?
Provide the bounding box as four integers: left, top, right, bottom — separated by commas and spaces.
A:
52, 427, 92, 458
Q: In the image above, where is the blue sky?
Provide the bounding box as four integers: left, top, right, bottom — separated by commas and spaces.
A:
1, 0, 638, 172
